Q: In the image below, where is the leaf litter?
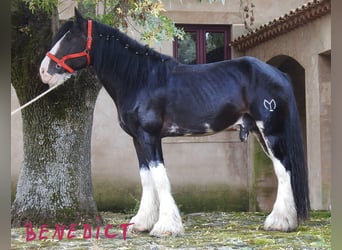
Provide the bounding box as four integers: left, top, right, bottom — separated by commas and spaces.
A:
11, 211, 330, 249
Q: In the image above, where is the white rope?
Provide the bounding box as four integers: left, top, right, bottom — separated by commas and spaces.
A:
11, 82, 64, 116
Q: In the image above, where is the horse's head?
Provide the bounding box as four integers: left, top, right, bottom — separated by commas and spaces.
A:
39, 8, 92, 87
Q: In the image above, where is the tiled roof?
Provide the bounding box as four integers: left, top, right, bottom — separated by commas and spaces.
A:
230, 0, 331, 51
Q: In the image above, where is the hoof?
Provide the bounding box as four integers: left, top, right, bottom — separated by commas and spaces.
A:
264, 212, 298, 232
129, 224, 150, 233
128, 214, 157, 233
150, 220, 184, 237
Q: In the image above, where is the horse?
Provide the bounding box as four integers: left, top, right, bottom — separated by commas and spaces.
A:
39, 8, 309, 237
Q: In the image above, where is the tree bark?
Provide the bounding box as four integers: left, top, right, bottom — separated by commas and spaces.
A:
11, 1, 102, 227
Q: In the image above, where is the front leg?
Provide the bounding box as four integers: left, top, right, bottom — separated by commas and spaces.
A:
129, 140, 159, 232
130, 168, 159, 232
149, 161, 184, 237
134, 132, 184, 237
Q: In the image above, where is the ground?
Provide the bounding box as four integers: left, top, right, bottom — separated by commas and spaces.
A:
11, 211, 330, 249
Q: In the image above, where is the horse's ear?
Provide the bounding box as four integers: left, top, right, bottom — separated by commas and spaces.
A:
75, 8, 84, 22
74, 8, 86, 31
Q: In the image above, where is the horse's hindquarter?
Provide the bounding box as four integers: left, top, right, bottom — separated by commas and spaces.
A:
161, 61, 247, 136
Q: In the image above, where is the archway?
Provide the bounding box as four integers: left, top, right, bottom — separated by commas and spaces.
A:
252, 55, 307, 212
267, 55, 307, 156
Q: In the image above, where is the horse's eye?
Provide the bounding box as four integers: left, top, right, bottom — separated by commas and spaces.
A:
56, 64, 61, 70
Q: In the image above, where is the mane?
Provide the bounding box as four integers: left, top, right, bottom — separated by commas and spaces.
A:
51, 21, 74, 46
90, 21, 178, 95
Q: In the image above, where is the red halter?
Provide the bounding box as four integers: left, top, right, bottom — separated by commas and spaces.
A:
46, 20, 93, 74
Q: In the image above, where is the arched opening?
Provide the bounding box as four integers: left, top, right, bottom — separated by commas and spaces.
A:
268, 55, 307, 156
252, 55, 306, 212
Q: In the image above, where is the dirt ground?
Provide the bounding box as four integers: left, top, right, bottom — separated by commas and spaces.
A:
11, 211, 330, 249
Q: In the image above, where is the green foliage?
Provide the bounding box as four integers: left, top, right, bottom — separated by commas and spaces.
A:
22, 0, 256, 43
177, 32, 197, 64
23, 0, 184, 44
80, 0, 184, 44
23, 0, 58, 14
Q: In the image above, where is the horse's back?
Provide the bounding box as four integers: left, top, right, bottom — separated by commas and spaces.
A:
167, 56, 292, 107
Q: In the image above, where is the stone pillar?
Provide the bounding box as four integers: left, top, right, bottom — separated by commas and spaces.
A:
305, 56, 323, 209
318, 53, 331, 210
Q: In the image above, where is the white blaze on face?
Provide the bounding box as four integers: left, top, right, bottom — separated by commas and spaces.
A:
39, 33, 72, 87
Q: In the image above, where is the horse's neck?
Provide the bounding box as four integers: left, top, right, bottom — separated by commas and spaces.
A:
90, 23, 179, 105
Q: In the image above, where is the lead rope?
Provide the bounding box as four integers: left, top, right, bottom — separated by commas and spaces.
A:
11, 81, 64, 116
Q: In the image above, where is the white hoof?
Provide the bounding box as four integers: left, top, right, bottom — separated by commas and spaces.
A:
129, 212, 159, 233
150, 219, 184, 237
264, 211, 298, 232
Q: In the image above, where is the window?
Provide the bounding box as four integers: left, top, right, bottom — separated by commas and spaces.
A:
173, 25, 231, 64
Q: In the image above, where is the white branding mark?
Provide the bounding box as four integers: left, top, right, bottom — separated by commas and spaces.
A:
264, 99, 277, 112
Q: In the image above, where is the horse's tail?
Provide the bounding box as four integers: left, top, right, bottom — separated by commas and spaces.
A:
283, 83, 310, 222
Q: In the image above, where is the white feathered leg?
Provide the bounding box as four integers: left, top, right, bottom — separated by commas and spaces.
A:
255, 122, 298, 232
264, 156, 298, 231
129, 168, 159, 232
149, 162, 184, 237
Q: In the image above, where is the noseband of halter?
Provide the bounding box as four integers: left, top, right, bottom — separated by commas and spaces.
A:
46, 20, 93, 74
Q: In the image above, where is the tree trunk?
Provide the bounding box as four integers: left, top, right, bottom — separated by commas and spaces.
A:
11, 1, 102, 227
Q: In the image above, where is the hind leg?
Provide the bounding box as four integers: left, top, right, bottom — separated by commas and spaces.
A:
255, 121, 298, 232
264, 155, 298, 231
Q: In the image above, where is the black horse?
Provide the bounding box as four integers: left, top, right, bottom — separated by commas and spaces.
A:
39, 9, 309, 237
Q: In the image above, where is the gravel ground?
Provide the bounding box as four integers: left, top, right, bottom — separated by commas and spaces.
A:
11, 211, 330, 249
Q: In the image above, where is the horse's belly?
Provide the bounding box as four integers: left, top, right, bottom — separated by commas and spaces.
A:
161, 106, 241, 137
161, 85, 245, 137
161, 120, 217, 137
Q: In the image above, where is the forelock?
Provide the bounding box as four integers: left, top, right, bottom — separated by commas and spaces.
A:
51, 21, 74, 46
